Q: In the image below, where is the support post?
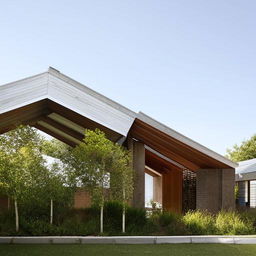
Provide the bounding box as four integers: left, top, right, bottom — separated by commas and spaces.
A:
196, 168, 235, 213
129, 139, 145, 209
153, 176, 162, 205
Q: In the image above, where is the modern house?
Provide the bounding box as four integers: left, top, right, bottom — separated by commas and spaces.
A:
236, 158, 256, 208
0, 67, 237, 213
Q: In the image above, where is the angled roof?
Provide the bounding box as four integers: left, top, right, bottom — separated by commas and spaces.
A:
0, 67, 237, 170
236, 158, 256, 181
0, 67, 136, 137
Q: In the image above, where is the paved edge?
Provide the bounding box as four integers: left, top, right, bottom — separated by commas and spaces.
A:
1, 236, 256, 245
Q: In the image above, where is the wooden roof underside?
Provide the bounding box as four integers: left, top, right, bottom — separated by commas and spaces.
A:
0, 68, 237, 171
130, 119, 233, 171
0, 99, 235, 171
0, 99, 122, 146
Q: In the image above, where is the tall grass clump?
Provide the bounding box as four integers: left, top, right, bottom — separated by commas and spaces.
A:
183, 210, 216, 235
149, 211, 187, 235
216, 211, 254, 235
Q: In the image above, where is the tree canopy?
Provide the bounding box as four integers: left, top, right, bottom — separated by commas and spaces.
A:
66, 129, 134, 233
0, 126, 74, 230
226, 134, 256, 162
0, 126, 133, 233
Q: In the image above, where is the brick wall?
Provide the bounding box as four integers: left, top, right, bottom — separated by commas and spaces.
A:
221, 169, 235, 210
196, 168, 235, 213
73, 189, 92, 209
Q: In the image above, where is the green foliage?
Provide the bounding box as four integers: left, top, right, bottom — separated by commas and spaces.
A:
103, 201, 122, 233
85, 201, 147, 235
158, 211, 179, 227
183, 210, 216, 235
66, 129, 133, 233
0, 126, 47, 203
1, 207, 256, 236
226, 134, 256, 162
41, 139, 71, 160
0, 125, 74, 230
215, 211, 254, 235
20, 219, 57, 236
68, 129, 133, 206
235, 184, 239, 200
126, 206, 147, 227
0, 210, 16, 235
148, 211, 187, 235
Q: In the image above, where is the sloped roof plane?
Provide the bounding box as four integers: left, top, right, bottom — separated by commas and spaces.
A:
0, 67, 136, 137
0, 67, 237, 170
236, 158, 256, 181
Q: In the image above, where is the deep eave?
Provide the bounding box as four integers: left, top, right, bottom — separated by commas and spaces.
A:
0, 67, 237, 170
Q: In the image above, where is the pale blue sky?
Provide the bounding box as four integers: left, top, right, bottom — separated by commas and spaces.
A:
0, 0, 256, 155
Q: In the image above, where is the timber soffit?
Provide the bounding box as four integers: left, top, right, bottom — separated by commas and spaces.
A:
0, 67, 237, 169
136, 112, 238, 169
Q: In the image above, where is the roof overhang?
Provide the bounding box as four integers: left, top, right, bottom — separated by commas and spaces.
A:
236, 172, 256, 182
130, 112, 237, 170
0, 67, 136, 137
0, 67, 237, 170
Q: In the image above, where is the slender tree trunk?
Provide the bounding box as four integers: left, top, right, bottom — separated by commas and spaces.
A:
100, 204, 104, 234
122, 204, 125, 233
14, 198, 19, 232
50, 199, 53, 225
122, 188, 126, 233
100, 167, 105, 234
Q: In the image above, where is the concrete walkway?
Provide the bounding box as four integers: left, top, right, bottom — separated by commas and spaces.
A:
1, 236, 256, 244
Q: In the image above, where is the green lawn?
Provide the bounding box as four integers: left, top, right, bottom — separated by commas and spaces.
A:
0, 244, 256, 256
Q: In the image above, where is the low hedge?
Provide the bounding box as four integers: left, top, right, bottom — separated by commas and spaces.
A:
0, 202, 255, 236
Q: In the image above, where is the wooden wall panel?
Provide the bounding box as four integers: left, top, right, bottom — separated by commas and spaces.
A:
162, 168, 183, 213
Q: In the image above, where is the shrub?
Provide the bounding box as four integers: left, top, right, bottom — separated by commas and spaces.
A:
64, 202, 148, 235
148, 211, 187, 235
19, 218, 58, 236
158, 211, 179, 227
2, 202, 256, 236
0, 210, 16, 236
59, 218, 99, 235
215, 211, 254, 235
126, 206, 147, 227
104, 201, 122, 233
239, 208, 256, 231
183, 210, 216, 235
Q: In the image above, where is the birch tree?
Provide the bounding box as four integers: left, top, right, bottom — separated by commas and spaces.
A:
110, 147, 133, 233
69, 129, 114, 233
0, 126, 45, 232
68, 129, 133, 234
45, 162, 73, 225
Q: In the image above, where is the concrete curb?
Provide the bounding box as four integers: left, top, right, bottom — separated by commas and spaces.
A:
1, 236, 256, 244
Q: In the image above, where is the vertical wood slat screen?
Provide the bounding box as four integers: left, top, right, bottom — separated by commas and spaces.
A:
182, 169, 196, 213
